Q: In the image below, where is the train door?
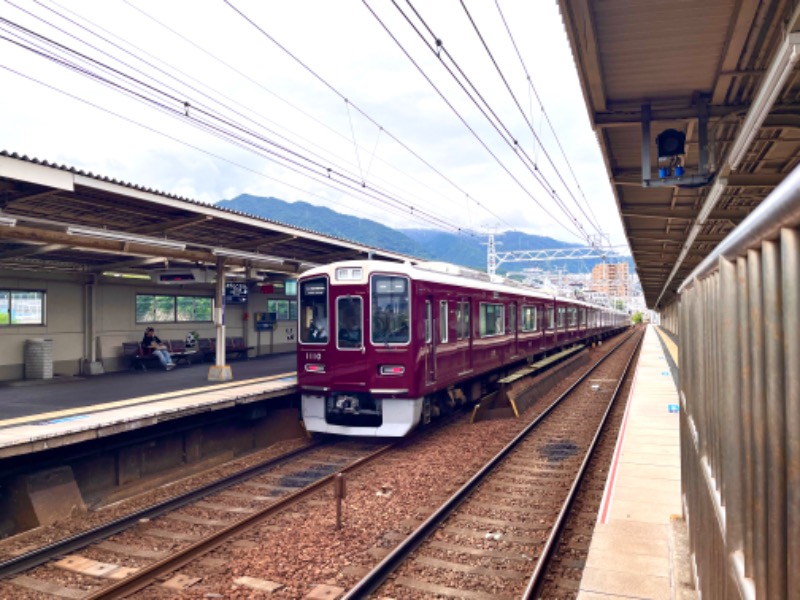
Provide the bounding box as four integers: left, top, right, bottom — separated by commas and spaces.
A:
509, 301, 518, 359
424, 298, 436, 385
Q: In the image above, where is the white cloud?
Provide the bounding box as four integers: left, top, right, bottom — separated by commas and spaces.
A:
0, 0, 628, 251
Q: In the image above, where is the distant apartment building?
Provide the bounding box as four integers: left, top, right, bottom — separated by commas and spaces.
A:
591, 262, 630, 298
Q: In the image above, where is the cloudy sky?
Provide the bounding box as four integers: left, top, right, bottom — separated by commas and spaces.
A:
0, 0, 628, 251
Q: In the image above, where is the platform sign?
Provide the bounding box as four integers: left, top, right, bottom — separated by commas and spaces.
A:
255, 311, 277, 331
668, 404, 680, 413
225, 281, 248, 304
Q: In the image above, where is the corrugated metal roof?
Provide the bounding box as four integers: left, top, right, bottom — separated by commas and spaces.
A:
560, 0, 800, 308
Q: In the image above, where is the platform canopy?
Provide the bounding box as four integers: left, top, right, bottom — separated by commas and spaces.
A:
559, 1, 800, 308
0, 151, 411, 281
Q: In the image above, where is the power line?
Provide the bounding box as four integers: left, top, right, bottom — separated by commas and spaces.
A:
493, 0, 603, 235
0, 13, 471, 234
396, 0, 595, 243
461, 0, 603, 237
222, 0, 514, 233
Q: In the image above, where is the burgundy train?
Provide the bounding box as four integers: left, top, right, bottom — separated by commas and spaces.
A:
297, 260, 629, 436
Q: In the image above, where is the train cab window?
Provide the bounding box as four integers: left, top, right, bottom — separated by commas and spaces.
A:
299, 278, 329, 343
337, 296, 363, 349
371, 275, 410, 344
546, 306, 555, 330
521, 305, 538, 332
456, 300, 471, 340
439, 301, 448, 343
479, 303, 504, 337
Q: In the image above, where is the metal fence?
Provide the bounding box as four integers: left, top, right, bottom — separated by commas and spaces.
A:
676, 166, 799, 599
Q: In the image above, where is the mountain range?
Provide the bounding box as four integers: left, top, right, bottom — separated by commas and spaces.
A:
216, 194, 631, 275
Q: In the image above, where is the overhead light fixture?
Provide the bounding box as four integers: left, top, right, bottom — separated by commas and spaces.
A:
211, 248, 281, 263
729, 31, 800, 171
66, 226, 186, 250
0, 216, 17, 227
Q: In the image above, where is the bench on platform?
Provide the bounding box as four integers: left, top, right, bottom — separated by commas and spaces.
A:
197, 337, 255, 362
122, 342, 165, 371
122, 341, 196, 371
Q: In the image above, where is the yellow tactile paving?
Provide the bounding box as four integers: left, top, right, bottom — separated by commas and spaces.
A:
578, 325, 682, 600
654, 325, 679, 366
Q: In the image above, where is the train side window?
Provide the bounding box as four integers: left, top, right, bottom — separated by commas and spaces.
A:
336, 296, 362, 349
557, 307, 566, 329
509, 302, 517, 333
521, 305, 538, 332
479, 302, 504, 337
456, 300, 471, 340
439, 301, 448, 343
546, 306, 555, 330
425, 301, 432, 343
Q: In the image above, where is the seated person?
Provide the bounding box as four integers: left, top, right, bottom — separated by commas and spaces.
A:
142, 327, 176, 370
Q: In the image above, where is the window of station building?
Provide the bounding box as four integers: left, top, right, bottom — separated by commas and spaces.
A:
521, 305, 538, 332
136, 294, 212, 323
0, 290, 45, 326
479, 302, 504, 337
268, 299, 297, 322
456, 300, 471, 340
439, 301, 448, 343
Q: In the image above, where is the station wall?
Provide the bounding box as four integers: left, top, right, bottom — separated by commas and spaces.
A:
0, 270, 298, 382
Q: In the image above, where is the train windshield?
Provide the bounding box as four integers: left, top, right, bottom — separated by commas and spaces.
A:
299, 277, 328, 344
371, 275, 410, 344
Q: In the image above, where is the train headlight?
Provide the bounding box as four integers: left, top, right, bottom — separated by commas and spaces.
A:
305, 363, 326, 373
379, 365, 405, 376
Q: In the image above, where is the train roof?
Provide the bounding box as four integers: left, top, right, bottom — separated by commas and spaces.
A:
299, 260, 628, 315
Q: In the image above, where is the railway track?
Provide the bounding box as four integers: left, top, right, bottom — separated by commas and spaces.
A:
0, 331, 639, 599
1, 439, 395, 598
343, 328, 643, 599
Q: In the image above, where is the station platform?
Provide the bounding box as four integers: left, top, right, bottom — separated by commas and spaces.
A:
0, 354, 298, 459
577, 325, 695, 599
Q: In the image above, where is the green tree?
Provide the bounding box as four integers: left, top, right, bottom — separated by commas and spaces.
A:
632, 311, 643, 324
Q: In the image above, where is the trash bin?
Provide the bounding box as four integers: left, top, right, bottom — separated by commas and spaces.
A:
25, 338, 53, 380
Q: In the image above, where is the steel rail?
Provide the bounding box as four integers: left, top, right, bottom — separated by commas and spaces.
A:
342, 328, 640, 599
523, 328, 644, 598
84, 441, 396, 599
0, 440, 325, 579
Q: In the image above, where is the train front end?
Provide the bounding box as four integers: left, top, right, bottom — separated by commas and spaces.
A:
297, 262, 420, 436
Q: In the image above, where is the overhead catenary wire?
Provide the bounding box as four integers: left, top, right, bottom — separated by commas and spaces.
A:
395, 0, 595, 243
360, 0, 581, 240
461, 0, 603, 238
35, 0, 467, 233
222, 0, 515, 234
0, 14, 471, 235
493, 0, 603, 236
